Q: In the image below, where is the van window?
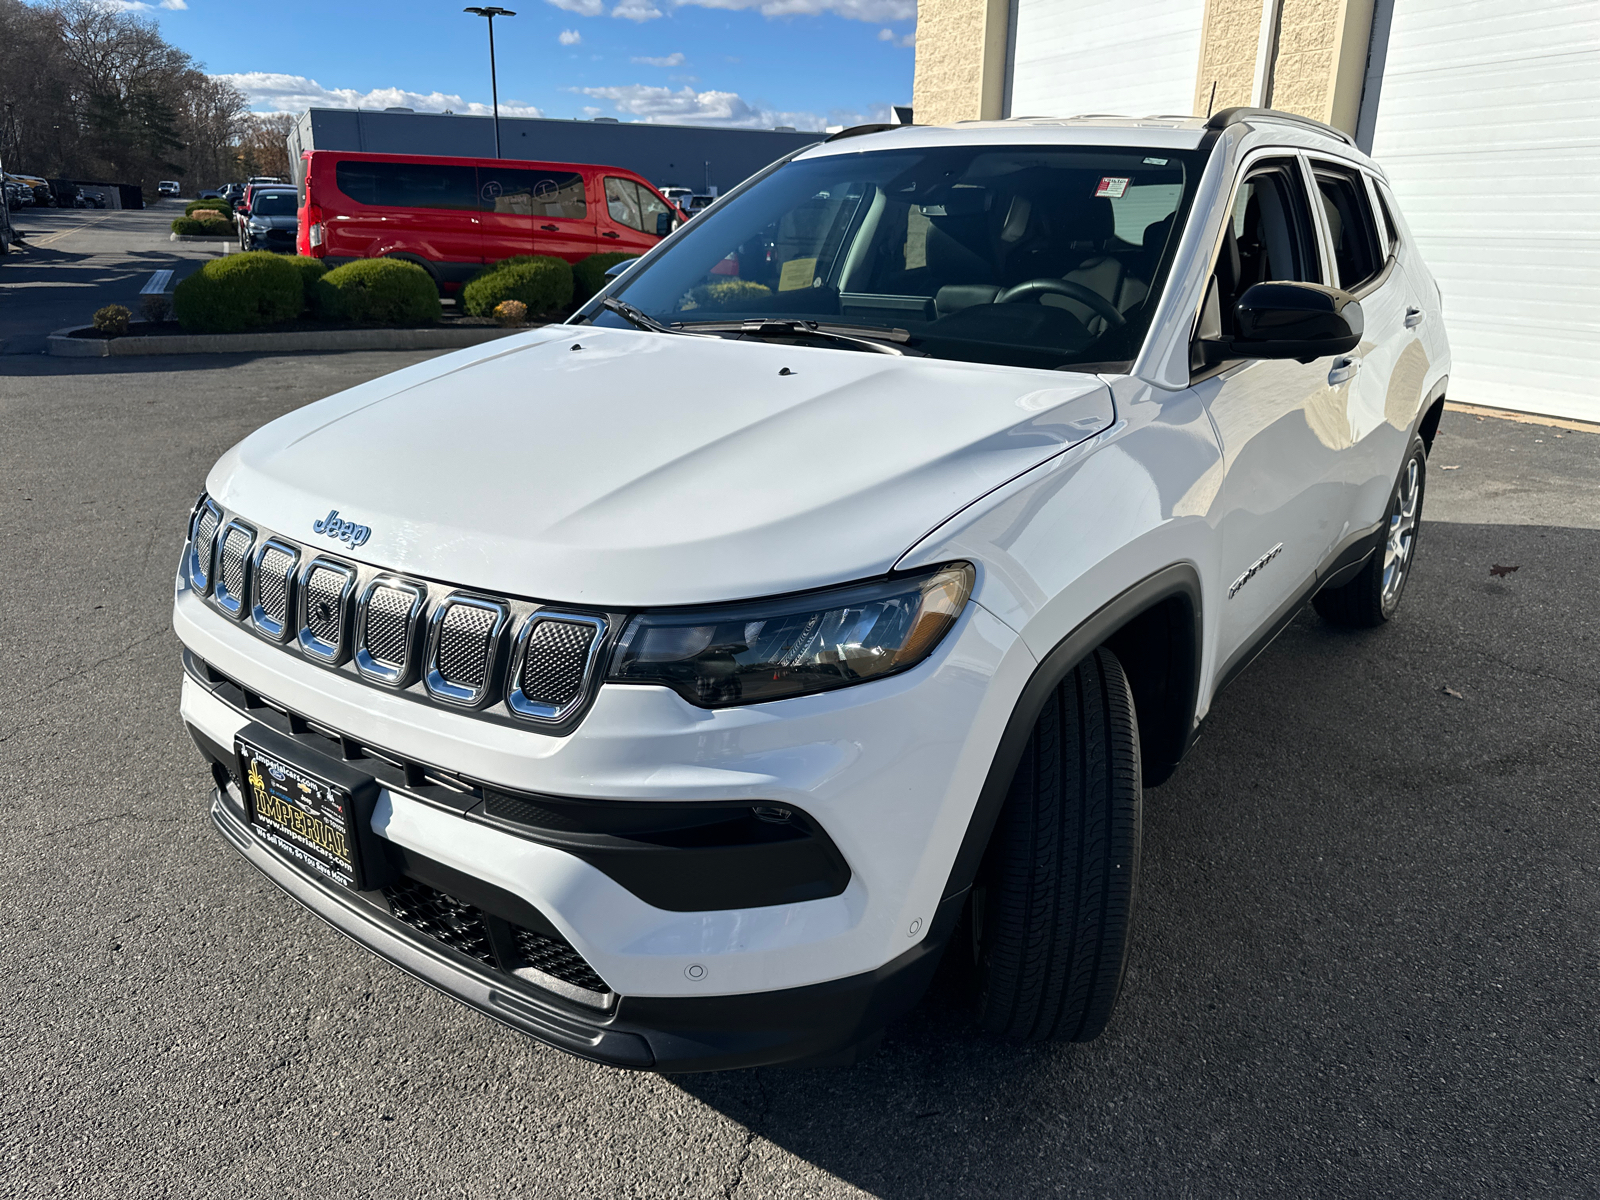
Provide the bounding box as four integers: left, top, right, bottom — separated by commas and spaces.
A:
334, 160, 478, 211
478, 168, 586, 219
605, 177, 670, 235
1313, 165, 1383, 290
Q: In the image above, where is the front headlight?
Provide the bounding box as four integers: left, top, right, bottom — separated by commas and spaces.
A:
248, 219, 267, 230
606, 563, 974, 708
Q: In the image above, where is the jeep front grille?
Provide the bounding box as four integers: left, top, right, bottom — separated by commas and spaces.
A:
213, 522, 255, 617
189, 499, 223, 593
298, 559, 356, 662
425, 596, 506, 706
356, 579, 423, 686
507, 615, 606, 722
250, 540, 298, 640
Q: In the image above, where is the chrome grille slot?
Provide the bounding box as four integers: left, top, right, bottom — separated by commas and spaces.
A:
508, 614, 606, 722
212, 522, 255, 617
297, 558, 357, 663
356, 578, 424, 686
188, 499, 223, 593
425, 596, 507, 707
250, 539, 298, 640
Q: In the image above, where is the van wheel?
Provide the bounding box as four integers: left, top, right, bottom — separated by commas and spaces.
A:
1314, 434, 1427, 628
972, 647, 1142, 1043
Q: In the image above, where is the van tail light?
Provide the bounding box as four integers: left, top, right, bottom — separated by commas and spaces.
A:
305, 204, 326, 254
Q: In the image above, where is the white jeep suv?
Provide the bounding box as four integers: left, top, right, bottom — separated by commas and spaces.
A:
175, 108, 1449, 1071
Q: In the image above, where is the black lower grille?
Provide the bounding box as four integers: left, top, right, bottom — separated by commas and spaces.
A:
513, 926, 610, 994
383, 881, 496, 967
382, 877, 610, 996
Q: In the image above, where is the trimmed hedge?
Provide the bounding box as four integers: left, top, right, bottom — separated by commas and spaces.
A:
171, 216, 235, 237
682, 279, 773, 311
173, 252, 303, 333
315, 258, 440, 325
461, 255, 572, 318
286, 255, 327, 310
185, 198, 233, 217
572, 252, 637, 306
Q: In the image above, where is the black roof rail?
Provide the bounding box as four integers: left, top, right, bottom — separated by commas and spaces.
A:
1206, 106, 1356, 147
824, 123, 902, 142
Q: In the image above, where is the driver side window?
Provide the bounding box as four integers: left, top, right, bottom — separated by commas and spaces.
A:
1198, 159, 1321, 344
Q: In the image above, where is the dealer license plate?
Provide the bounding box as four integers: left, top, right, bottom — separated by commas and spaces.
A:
238, 739, 363, 889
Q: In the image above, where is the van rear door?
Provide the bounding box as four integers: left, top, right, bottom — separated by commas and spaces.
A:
476, 163, 596, 266
330, 158, 482, 284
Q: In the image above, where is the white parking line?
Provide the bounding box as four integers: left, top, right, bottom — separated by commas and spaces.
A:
141, 270, 174, 295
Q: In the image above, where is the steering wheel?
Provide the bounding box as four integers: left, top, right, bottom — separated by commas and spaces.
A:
995, 278, 1127, 328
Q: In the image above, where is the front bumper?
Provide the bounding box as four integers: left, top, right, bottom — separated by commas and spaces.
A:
209, 781, 958, 1071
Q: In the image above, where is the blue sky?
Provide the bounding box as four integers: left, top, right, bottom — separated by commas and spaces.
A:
126, 0, 915, 131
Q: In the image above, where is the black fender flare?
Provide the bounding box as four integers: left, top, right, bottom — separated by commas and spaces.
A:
941, 563, 1203, 905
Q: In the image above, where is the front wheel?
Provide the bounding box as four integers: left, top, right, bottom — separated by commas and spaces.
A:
972, 647, 1142, 1043
1314, 434, 1427, 627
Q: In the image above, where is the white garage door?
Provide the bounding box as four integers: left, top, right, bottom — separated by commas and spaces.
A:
1008, 0, 1207, 120
1369, 0, 1600, 422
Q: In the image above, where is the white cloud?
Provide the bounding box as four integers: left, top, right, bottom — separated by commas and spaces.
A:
877, 26, 913, 46
545, 0, 604, 14
612, 0, 664, 18
160, 0, 188, 9
674, 0, 914, 23
559, 28, 583, 43
577, 83, 889, 131
214, 72, 543, 118
631, 52, 685, 66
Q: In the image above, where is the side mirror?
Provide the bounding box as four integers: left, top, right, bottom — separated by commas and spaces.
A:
604, 257, 641, 279
1210, 281, 1363, 362
655, 210, 674, 237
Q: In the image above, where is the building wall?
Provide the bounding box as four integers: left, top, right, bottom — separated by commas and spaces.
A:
1193, 0, 1265, 115
913, 0, 1010, 126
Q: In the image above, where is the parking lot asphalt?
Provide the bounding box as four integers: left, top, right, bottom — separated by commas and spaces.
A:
1, 350, 1596, 1199
0, 201, 226, 355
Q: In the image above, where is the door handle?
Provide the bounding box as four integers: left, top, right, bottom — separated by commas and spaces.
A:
540, 223, 559, 232
1328, 356, 1360, 386
1405, 306, 1424, 328
601, 230, 621, 239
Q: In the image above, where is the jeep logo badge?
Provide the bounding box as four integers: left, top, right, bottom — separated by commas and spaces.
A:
312, 509, 371, 548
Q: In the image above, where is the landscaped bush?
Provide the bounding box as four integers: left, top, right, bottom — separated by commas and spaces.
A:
492, 299, 528, 327
190, 208, 227, 223
461, 255, 572, 318
571, 252, 637, 306
285, 255, 327, 311
315, 258, 440, 325
140, 293, 171, 323
170, 216, 233, 237
185, 198, 233, 217
92, 304, 130, 336
681, 279, 773, 311
172, 252, 303, 333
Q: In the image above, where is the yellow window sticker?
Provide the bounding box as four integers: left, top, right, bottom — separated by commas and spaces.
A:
778, 257, 818, 292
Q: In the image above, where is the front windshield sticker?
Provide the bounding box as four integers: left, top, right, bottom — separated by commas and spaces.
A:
1095, 177, 1131, 198
778, 257, 818, 291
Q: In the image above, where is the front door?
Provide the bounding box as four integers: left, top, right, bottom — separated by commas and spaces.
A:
1198, 155, 1351, 681
476, 164, 596, 266
600, 175, 670, 259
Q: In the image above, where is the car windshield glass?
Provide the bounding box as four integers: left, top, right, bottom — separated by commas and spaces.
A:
596, 144, 1205, 370
252, 192, 296, 216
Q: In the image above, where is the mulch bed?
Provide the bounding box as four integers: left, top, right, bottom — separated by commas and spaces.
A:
70, 314, 522, 340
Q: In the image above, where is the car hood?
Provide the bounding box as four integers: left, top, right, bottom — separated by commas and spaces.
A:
208, 326, 1114, 606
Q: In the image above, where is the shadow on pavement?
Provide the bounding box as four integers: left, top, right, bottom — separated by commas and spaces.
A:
676, 518, 1600, 1198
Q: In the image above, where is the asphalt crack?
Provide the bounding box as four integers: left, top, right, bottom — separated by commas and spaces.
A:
723, 1068, 770, 1200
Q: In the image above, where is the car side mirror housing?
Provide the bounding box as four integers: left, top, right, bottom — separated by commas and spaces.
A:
655, 211, 675, 237
1203, 281, 1363, 364
604, 257, 641, 279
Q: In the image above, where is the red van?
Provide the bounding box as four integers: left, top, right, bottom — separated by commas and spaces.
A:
295, 150, 682, 289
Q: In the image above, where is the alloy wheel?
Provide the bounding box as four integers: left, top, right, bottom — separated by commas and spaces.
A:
1380, 453, 1423, 613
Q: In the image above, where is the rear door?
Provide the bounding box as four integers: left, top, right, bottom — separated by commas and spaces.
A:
477, 163, 596, 265
330, 158, 481, 283
600, 175, 672, 257
1195, 154, 1351, 682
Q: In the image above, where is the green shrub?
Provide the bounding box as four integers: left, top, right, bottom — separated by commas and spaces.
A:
492, 299, 529, 327
681, 279, 773, 311
172, 252, 304, 333
185, 198, 233, 217
171, 216, 234, 237
461, 255, 572, 318
571, 252, 638, 306
285, 256, 327, 312
92, 304, 131, 336
315, 258, 440, 325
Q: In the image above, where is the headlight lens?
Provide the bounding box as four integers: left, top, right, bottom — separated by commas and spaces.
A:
607, 563, 974, 708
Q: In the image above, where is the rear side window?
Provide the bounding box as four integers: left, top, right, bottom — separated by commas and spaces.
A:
1372, 180, 1402, 256
1313, 165, 1383, 290
334, 160, 477, 211
477, 167, 587, 219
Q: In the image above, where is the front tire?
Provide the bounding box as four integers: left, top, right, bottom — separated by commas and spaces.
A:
1314, 434, 1427, 628
972, 647, 1142, 1043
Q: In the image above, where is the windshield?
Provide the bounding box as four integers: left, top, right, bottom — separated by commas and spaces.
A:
592, 144, 1204, 370
252, 192, 296, 216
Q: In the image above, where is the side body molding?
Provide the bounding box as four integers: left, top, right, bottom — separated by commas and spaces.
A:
940, 563, 1203, 905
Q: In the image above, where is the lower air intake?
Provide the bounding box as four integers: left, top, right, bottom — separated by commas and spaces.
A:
512, 926, 611, 994
384, 881, 496, 968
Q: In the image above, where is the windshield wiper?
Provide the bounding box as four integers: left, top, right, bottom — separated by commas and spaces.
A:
675, 319, 915, 356
601, 296, 688, 335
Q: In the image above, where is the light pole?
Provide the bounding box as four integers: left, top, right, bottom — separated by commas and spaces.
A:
464, 7, 516, 158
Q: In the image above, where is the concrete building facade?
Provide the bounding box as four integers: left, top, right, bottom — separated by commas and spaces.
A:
912, 0, 1600, 422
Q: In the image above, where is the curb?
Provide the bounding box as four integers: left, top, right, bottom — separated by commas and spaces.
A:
47, 323, 526, 357
169, 232, 236, 242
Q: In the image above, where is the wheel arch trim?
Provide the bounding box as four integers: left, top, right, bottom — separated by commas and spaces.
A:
941, 563, 1203, 904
